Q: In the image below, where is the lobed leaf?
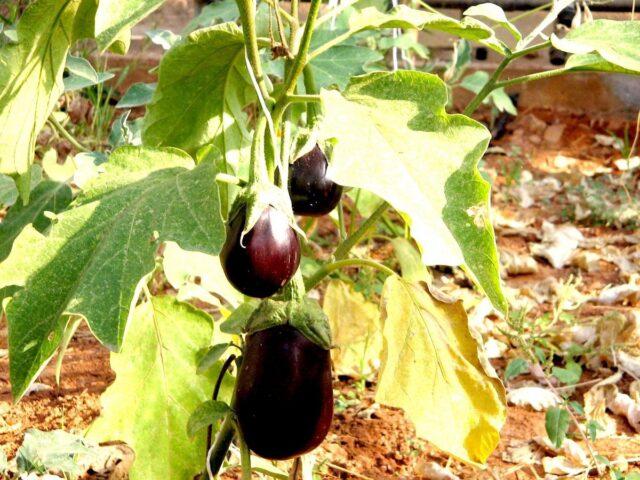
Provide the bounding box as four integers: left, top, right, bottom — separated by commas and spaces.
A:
95, 0, 167, 52
0, 0, 88, 199
0, 180, 72, 261
0, 147, 224, 400
142, 23, 254, 170
552, 20, 640, 73
88, 297, 232, 480
320, 71, 507, 313
376, 277, 506, 464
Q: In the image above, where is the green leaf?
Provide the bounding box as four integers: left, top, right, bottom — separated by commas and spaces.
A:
0, 0, 87, 199
545, 407, 570, 448
63, 54, 115, 92
552, 20, 640, 73
95, 0, 168, 52
185, 0, 240, 32
311, 46, 383, 90
464, 3, 521, 41
142, 23, 254, 170
196, 343, 231, 375
16, 429, 98, 477
0, 165, 42, 208
88, 297, 231, 480
552, 361, 582, 385
146, 29, 180, 50
460, 71, 516, 115
504, 358, 528, 382
319, 71, 507, 314
187, 400, 231, 438
376, 277, 506, 464
565, 52, 640, 75
0, 146, 224, 400
0, 180, 72, 261
116, 82, 156, 108
220, 300, 260, 334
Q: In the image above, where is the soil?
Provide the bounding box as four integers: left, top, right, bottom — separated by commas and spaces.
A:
1, 108, 639, 479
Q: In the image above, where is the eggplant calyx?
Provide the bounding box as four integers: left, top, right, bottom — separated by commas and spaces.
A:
245, 298, 332, 350
228, 182, 305, 242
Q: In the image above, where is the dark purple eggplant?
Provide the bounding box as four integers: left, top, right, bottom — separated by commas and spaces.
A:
220, 206, 300, 298
235, 324, 333, 460
289, 145, 343, 217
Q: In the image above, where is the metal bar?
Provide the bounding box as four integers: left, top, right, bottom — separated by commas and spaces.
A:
425, 0, 636, 11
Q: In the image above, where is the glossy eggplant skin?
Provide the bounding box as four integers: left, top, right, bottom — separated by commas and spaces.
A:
220, 206, 300, 298
235, 325, 334, 460
289, 145, 343, 217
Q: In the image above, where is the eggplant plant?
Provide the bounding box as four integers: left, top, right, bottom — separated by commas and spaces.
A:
0, 0, 639, 479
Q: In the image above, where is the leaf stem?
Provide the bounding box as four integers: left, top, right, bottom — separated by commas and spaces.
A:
461, 40, 552, 116
262, 0, 296, 25
305, 258, 396, 291
337, 200, 347, 241
237, 424, 253, 480
272, 0, 322, 128
494, 67, 569, 89
47, 115, 89, 152
462, 56, 511, 116
236, 0, 272, 103
249, 115, 269, 183
207, 413, 235, 477
286, 93, 321, 104
334, 201, 388, 260
308, 30, 352, 61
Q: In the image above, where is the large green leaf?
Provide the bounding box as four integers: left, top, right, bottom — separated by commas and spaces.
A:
565, 52, 640, 75
377, 277, 506, 464
95, 0, 167, 51
0, 0, 87, 199
319, 71, 507, 313
552, 20, 640, 73
88, 296, 231, 480
142, 23, 253, 168
0, 147, 224, 400
311, 45, 383, 90
0, 180, 72, 261
346, 5, 494, 41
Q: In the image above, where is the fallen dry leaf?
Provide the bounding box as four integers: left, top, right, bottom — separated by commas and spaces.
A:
507, 386, 561, 411
530, 221, 584, 269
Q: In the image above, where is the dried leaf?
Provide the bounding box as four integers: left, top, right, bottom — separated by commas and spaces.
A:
530, 222, 584, 269
508, 386, 561, 411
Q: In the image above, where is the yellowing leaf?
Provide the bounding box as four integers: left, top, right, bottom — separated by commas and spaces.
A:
323, 280, 381, 378
0, 0, 86, 199
88, 297, 232, 480
376, 276, 506, 464
320, 71, 506, 314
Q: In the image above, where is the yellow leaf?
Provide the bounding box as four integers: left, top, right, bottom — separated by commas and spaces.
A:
323, 280, 381, 378
376, 276, 506, 465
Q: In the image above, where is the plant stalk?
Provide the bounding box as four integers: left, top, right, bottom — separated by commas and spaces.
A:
494, 67, 569, 89
236, 0, 272, 103
48, 115, 89, 152
272, 0, 322, 128
249, 115, 269, 184
207, 413, 235, 477
462, 40, 553, 116
305, 258, 396, 291
333, 201, 388, 260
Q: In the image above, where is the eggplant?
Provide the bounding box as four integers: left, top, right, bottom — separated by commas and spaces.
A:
289, 145, 343, 217
220, 206, 300, 298
235, 324, 333, 460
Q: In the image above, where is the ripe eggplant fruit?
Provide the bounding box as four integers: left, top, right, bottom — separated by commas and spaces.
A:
289, 144, 343, 217
235, 324, 333, 460
220, 206, 300, 298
